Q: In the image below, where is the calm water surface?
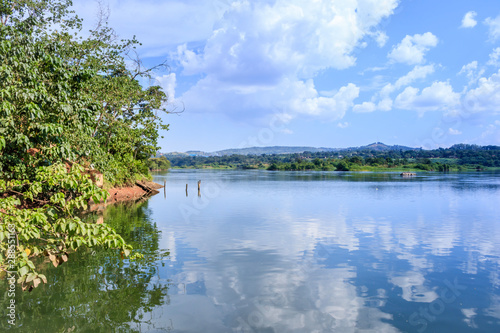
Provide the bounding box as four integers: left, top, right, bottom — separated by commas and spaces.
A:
3, 170, 500, 332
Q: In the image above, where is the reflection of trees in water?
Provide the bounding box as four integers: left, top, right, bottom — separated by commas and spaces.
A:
0, 201, 170, 333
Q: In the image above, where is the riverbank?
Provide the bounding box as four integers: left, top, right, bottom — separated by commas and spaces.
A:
170, 165, 500, 172
91, 181, 164, 209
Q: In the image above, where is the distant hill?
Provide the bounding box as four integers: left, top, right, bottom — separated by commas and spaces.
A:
357, 142, 417, 151
214, 146, 340, 156
164, 142, 417, 156
185, 150, 210, 156
162, 151, 189, 156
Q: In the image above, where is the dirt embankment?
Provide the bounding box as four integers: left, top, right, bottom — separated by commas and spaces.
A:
107, 181, 163, 203
90, 181, 164, 210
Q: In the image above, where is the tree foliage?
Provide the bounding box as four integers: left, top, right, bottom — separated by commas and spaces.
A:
165, 144, 500, 171
147, 156, 171, 171
0, 0, 169, 290
0, 201, 170, 332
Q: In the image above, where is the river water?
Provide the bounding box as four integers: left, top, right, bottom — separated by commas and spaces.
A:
3, 170, 500, 332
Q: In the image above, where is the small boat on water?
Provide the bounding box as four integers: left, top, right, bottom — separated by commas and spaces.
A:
400, 172, 417, 176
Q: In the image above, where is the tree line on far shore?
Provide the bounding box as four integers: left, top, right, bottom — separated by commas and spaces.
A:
163, 144, 500, 171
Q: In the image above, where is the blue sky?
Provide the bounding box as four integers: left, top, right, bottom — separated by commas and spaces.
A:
73, 0, 500, 152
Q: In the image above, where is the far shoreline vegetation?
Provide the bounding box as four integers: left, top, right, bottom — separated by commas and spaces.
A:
160, 143, 500, 172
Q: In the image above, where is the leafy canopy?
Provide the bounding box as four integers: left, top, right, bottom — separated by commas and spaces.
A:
0, 0, 170, 290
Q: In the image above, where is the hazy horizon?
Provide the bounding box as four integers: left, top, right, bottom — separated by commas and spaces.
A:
163, 141, 487, 154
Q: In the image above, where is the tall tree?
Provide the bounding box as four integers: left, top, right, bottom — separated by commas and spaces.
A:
0, 0, 169, 290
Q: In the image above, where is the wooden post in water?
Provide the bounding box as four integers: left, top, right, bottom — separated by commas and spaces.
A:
185, 183, 188, 197
198, 180, 201, 197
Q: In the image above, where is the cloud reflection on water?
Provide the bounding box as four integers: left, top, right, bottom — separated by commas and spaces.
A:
133, 170, 500, 332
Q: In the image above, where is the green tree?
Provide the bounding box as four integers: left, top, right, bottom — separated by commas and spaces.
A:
349, 156, 363, 166
336, 160, 350, 171
0, 0, 169, 289
147, 156, 171, 170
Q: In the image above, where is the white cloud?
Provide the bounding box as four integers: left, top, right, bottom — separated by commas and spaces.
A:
353, 101, 376, 113
448, 128, 462, 135
394, 81, 460, 114
480, 123, 500, 143
181, 76, 359, 122
372, 31, 389, 47
459, 61, 485, 86
459, 61, 478, 76
461, 11, 477, 28
156, 73, 177, 102
485, 15, 500, 41
178, 0, 399, 80
361, 66, 388, 74
388, 32, 438, 65
463, 69, 500, 113
289, 82, 360, 119
337, 122, 349, 128
487, 48, 500, 67
378, 98, 393, 111
380, 83, 395, 98
364, 64, 435, 112
394, 64, 435, 89
176, 0, 398, 122
72, 0, 231, 57
394, 86, 419, 108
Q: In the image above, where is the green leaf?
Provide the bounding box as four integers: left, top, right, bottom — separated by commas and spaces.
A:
26, 273, 37, 283
18, 266, 30, 277
27, 260, 36, 270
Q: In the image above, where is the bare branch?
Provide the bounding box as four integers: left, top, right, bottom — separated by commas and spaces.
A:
165, 102, 185, 115
8, 190, 50, 205
127, 51, 170, 81
0, 2, 16, 26
92, 0, 109, 33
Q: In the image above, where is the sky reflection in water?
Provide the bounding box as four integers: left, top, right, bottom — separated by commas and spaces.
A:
132, 170, 500, 332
